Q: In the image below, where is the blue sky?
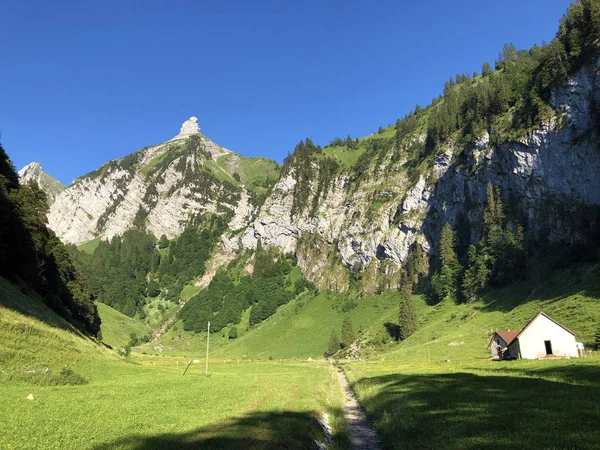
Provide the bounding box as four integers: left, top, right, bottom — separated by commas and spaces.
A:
1, 0, 572, 185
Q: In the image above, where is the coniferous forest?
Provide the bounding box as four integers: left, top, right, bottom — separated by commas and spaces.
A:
0, 145, 100, 336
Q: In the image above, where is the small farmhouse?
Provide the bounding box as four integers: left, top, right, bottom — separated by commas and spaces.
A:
489, 312, 580, 360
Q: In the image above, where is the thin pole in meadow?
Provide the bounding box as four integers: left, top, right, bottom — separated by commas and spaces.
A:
427, 333, 431, 364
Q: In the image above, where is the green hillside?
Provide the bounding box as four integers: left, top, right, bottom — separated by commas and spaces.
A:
213, 290, 399, 359
77, 237, 100, 255
152, 259, 600, 363
212, 153, 281, 200
95, 301, 149, 349
40, 170, 66, 199
0, 277, 115, 384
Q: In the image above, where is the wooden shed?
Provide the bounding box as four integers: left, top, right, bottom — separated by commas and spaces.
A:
489, 312, 579, 360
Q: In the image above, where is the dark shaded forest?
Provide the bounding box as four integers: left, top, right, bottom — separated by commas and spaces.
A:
0, 144, 100, 336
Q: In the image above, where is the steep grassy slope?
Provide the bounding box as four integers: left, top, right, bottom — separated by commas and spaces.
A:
95, 301, 149, 349
145, 290, 399, 360
213, 153, 280, 198
213, 290, 399, 359
0, 277, 115, 384
386, 261, 600, 364
77, 237, 100, 255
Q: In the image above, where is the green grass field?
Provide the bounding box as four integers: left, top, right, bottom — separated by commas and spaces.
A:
333, 261, 600, 449
344, 357, 600, 449
2, 256, 600, 449
1, 360, 346, 450
0, 277, 348, 450
77, 237, 101, 255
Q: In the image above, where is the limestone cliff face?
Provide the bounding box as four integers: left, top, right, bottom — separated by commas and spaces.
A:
48, 122, 253, 244
17, 162, 66, 205
230, 64, 600, 291
45, 64, 600, 292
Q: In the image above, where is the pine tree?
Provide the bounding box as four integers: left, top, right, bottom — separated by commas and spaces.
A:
158, 234, 169, 249
483, 184, 504, 233
461, 245, 491, 302
328, 329, 341, 355
341, 316, 355, 349
398, 290, 417, 340
482, 61, 492, 77
431, 224, 461, 301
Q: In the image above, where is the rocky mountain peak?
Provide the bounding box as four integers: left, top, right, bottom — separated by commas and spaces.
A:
172, 116, 201, 141
18, 161, 43, 180
18, 161, 66, 205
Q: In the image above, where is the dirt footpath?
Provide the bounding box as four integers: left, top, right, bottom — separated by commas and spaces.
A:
337, 368, 382, 450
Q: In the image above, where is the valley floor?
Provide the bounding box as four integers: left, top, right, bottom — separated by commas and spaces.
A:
0, 359, 346, 450
345, 357, 600, 450
3, 259, 600, 449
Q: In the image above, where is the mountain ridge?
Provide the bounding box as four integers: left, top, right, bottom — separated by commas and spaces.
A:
44, 124, 279, 245
17, 161, 66, 205
27, 1, 600, 296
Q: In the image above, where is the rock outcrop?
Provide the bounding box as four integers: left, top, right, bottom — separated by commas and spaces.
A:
171, 117, 201, 141
228, 65, 600, 290
46, 63, 600, 292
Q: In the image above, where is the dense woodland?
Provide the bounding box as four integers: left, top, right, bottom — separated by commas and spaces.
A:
0, 144, 100, 336
72, 214, 226, 317
179, 242, 315, 334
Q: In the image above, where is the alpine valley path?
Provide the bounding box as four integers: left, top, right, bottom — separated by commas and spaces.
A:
337, 368, 382, 450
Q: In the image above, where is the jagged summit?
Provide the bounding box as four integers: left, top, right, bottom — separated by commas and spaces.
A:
172, 116, 201, 141
18, 161, 66, 205
18, 161, 43, 179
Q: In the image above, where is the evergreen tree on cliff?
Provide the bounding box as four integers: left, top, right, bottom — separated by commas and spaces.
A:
431, 224, 460, 302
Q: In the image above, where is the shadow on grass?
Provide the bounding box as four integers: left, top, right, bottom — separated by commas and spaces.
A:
0, 283, 81, 336
91, 410, 321, 450
471, 360, 600, 387
351, 369, 600, 449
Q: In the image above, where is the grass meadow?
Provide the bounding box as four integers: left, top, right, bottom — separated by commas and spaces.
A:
2, 258, 600, 449
1, 359, 347, 450
344, 356, 600, 449
0, 279, 348, 450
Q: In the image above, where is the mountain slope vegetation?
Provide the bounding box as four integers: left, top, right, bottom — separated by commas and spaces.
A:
0, 145, 100, 336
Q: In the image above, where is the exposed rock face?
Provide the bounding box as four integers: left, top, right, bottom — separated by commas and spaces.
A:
229, 66, 600, 290
47, 65, 600, 292
48, 120, 252, 244
171, 117, 201, 141
18, 162, 66, 205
